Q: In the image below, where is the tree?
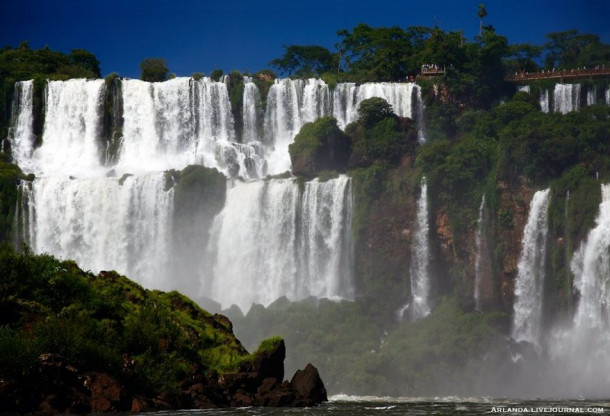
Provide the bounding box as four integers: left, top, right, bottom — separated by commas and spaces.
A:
506, 43, 542, 73
139, 58, 169, 82
357, 97, 395, 127
544, 30, 610, 69
336, 24, 413, 81
269, 45, 336, 77
477, 4, 488, 37
70, 49, 101, 78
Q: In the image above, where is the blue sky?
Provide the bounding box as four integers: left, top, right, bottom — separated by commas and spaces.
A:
1, 0, 607, 78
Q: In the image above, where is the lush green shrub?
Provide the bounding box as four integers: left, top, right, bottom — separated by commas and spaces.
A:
0, 245, 250, 398
139, 58, 169, 82
357, 97, 395, 128
210, 69, 224, 82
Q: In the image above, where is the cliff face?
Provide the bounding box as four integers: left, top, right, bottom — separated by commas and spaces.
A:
351, 162, 537, 317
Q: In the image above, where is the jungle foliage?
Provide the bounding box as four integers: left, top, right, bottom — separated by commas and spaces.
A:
0, 244, 268, 398
0, 43, 100, 143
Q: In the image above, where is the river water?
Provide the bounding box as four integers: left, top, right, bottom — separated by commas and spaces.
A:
136, 396, 609, 415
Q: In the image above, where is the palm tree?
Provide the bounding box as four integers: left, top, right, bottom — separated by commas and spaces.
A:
478, 4, 488, 37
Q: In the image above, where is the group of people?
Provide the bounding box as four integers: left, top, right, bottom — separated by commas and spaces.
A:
512, 64, 608, 79
421, 63, 443, 73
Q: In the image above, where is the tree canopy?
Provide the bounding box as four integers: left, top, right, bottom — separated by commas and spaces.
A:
270, 45, 336, 77
139, 57, 170, 82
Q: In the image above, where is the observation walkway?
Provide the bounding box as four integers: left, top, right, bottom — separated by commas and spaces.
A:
506, 67, 610, 83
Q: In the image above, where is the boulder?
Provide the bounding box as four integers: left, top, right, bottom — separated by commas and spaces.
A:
249, 338, 285, 382
290, 364, 328, 405
87, 373, 123, 412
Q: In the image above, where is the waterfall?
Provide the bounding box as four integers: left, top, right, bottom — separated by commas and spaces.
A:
332, 82, 423, 129
548, 183, 610, 397
33, 79, 106, 176
586, 86, 597, 106
409, 177, 431, 321
553, 83, 581, 114
517, 85, 530, 93
414, 85, 427, 143
14, 181, 35, 248
7, 80, 35, 170
512, 188, 551, 346
606, 87, 610, 106
208, 176, 354, 312
25, 174, 174, 289
242, 76, 262, 143
263, 78, 331, 174
540, 89, 550, 113
474, 195, 491, 311
572, 184, 610, 330
9, 76, 425, 312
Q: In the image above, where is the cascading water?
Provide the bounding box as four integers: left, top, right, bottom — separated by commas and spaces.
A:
553, 83, 581, 114
208, 176, 354, 312
10, 76, 424, 311
242, 76, 262, 143
7, 80, 35, 170
409, 177, 431, 321
540, 89, 550, 113
587, 86, 597, 106
332, 82, 423, 129
548, 183, 610, 397
474, 195, 491, 311
263, 78, 331, 174
517, 85, 530, 93
571, 184, 610, 331
23, 174, 174, 290
34, 79, 106, 176
511, 188, 551, 346
118, 77, 265, 178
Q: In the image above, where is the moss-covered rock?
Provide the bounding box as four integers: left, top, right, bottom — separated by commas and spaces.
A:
289, 116, 351, 178
167, 165, 227, 295
0, 161, 32, 244
102, 74, 123, 166
0, 246, 327, 412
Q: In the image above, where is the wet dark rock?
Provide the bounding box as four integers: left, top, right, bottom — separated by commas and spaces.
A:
290, 363, 328, 405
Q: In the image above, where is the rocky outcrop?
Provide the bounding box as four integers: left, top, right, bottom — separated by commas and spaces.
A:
0, 339, 327, 414
290, 363, 328, 405
289, 117, 351, 178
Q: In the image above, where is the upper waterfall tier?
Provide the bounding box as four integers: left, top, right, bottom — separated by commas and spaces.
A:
531, 83, 610, 114
9, 77, 425, 178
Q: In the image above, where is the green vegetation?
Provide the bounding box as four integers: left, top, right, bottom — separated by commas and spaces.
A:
210, 69, 224, 82
0, 161, 31, 244
380, 297, 508, 395
0, 43, 101, 144
167, 165, 227, 293
289, 116, 350, 178
227, 71, 246, 141
0, 245, 291, 399
270, 45, 336, 78
228, 296, 508, 395
170, 165, 227, 218
346, 98, 418, 166
139, 58, 169, 82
